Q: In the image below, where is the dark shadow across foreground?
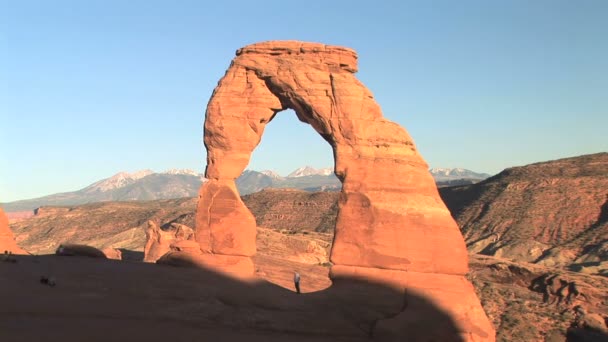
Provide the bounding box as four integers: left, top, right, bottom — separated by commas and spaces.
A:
0, 254, 470, 341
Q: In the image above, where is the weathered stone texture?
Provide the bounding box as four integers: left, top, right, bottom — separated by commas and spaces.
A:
144, 220, 195, 262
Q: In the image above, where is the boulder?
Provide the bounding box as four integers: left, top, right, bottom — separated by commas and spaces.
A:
102, 247, 122, 260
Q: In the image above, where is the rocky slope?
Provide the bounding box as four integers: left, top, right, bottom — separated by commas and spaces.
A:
10, 190, 342, 256
468, 255, 608, 341
12, 198, 197, 255
439, 153, 608, 273
242, 189, 339, 233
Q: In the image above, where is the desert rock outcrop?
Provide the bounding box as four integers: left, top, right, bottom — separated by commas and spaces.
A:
102, 247, 123, 260
197, 40, 494, 340
0, 207, 25, 254
144, 220, 195, 262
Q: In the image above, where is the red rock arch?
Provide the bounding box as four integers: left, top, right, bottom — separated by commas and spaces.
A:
196, 41, 494, 340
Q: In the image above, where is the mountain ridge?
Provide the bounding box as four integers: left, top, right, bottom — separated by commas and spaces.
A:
2, 166, 489, 212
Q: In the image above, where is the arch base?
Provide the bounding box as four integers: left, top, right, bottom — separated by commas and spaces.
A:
330, 265, 495, 341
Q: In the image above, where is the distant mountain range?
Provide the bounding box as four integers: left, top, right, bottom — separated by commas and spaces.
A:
3, 170, 204, 213
2, 166, 490, 212
429, 168, 491, 182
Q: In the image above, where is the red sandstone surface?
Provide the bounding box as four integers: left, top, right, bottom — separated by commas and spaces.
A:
195, 40, 493, 340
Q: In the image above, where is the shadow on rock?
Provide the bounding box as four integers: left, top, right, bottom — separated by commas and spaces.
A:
0, 254, 477, 341
118, 248, 144, 261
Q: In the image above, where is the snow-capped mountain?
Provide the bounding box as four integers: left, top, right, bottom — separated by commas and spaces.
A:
163, 169, 200, 177
260, 170, 284, 179
87, 170, 154, 192
86, 169, 204, 192
287, 166, 334, 178
3, 169, 205, 212
429, 168, 491, 182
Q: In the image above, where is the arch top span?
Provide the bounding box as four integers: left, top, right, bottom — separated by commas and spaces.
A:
235, 40, 359, 73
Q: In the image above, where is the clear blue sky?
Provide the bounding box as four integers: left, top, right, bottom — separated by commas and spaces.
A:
1, 0, 607, 202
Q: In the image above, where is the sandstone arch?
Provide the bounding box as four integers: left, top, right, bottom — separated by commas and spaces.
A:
196, 41, 494, 340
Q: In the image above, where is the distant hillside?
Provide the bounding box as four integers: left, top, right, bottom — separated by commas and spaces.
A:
11, 198, 197, 255
242, 188, 339, 233
236, 170, 341, 194
2, 171, 204, 212
439, 153, 608, 271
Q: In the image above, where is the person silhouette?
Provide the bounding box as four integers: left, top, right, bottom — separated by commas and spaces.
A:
294, 271, 301, 294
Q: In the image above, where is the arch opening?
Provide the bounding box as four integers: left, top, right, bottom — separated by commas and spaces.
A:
245, 108, 338, 187
241, 108, 340, 292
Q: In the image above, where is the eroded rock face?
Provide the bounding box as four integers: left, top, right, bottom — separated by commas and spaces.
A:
0, 207, 26, 254
198, 41, 494, 340
143, 221, 195, 262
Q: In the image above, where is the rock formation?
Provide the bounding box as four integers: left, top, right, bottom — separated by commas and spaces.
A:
0, 207, 26, 254
144, 220, 195, 262
196, 41, 494, 340
102, 247, 122, 260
